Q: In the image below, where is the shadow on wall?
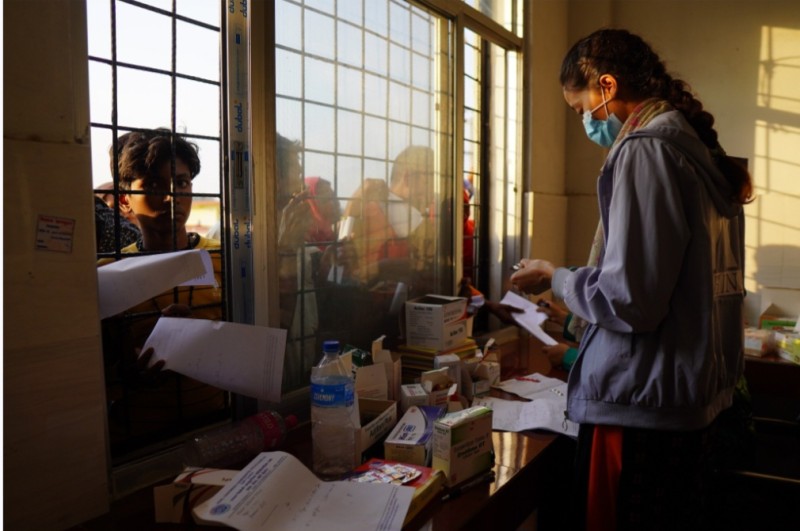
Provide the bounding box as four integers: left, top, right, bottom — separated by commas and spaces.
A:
746, 244, 800, 325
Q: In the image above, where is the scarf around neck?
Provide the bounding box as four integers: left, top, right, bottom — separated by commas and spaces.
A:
567, 98, 673, 341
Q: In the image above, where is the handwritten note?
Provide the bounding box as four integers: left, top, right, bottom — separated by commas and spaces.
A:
143, 317, 286, 402
194, 452, 413, 531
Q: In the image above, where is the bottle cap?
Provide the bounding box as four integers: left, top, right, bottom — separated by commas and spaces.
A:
285, 414, 298, 429
322, 340, 340, 352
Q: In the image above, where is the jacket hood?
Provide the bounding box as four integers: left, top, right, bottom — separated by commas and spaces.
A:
614, 110, 741, 219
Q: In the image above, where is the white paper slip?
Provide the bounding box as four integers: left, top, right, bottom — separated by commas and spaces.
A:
492, 372, 565, 400
194, 452, 413, 531
143, 317, 286, 402
499, 291, 559, 346
474, 393, 578, 439
97, 249, 214, 319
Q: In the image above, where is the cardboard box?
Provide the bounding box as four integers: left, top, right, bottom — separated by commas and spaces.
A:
342, 336, 402, 401
432, 406, 493, 487
744, 327, 774, 357
759, 304, 798, 331
421, 367, 457, 407
406, 296, 469, 350
400, 383, 429, 414
356, 398, 398, 464
154, 467, 237, 524
384, 405, 446, 466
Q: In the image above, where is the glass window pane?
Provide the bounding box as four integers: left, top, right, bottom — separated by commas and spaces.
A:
337, 65, 363, 111
337, 1, 362, 25
275, 1, 454, 393
338, 21, 363, 67
304, 57, 335, 105
176, 78, 220, 137
276, 49, 302, 98
276, 0, 301, 49
364, 33, 388, 76
364, 73, 387, 117
462, 0, 519, 36
304, 10, 334, 60
337, 110, 363, 156
303, 103, 335, 152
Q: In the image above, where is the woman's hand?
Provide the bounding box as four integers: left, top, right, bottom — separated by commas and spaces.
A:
510, 258, 555, 294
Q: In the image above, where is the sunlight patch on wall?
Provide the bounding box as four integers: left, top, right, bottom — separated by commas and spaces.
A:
747, 25, 800, 309
758, 26, 800, 113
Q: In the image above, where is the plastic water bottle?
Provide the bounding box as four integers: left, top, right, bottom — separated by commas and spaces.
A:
311, 340, 359, 478
182, 410, 298, 469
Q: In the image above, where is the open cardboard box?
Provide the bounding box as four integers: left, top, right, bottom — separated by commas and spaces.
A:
343, 336, 402, 402
355, 397, 397, 464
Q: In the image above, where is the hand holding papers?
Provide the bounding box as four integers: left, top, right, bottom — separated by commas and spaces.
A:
194, 452, 413, 531
499, 291, 558, 346
143, 317, 286, 402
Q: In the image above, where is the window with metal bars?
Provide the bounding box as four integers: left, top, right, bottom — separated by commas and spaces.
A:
87, 0, 231, 463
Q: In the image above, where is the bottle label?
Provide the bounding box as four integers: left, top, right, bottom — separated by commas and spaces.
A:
311, 381, 354, 408
250, 411, 281, 449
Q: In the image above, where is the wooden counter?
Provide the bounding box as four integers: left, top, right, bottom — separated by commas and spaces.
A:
72, 334, 574, 531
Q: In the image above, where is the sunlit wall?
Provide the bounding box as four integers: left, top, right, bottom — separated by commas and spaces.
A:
557, 0, 800, 325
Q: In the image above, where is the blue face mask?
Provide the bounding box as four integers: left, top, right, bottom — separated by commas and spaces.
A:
582, 91, 623, 148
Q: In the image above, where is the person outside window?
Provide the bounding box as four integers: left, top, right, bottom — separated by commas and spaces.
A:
99, 128, 226, 454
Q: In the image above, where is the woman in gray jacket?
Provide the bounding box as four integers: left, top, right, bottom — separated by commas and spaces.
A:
511, 29, 752, 531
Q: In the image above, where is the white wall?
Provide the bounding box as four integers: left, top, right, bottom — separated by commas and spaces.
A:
3, 0, 110, 528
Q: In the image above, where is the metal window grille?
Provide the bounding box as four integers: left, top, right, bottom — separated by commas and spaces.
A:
88, 0, 231, 463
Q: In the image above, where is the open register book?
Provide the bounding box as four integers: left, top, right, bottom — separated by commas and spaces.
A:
193, 452, 413, 531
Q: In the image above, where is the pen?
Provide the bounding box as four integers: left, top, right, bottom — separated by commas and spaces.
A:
441, 470, 495, 501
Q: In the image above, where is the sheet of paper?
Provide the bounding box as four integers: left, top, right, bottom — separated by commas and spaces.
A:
97, 249, 214, 319
194, 452, 413, 531
500, 291, 559, 346
492, 372, 565, 399
474, 391, 579, 438
143, 317, 286, 402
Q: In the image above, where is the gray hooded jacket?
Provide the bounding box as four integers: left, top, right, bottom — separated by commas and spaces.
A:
552, 110, 745, 431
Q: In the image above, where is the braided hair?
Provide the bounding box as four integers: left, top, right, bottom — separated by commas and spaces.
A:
560, 29, 752, 204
